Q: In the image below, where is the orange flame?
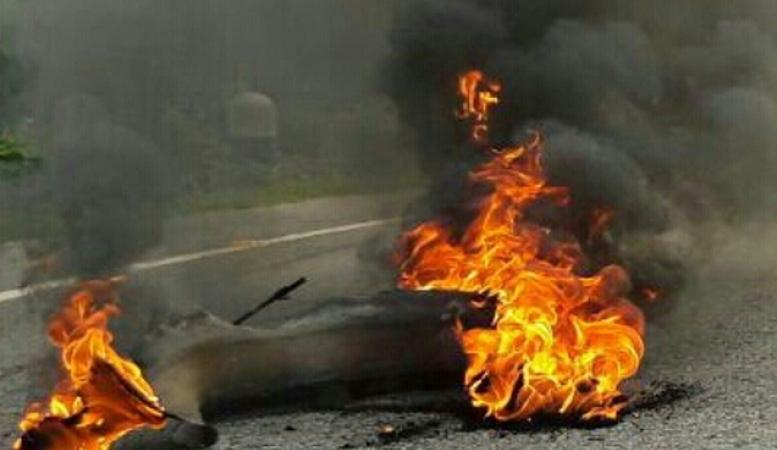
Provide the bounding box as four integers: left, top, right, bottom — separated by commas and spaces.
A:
397, 71, 645, 422
14, 278, 166, 450
456, 70, 501, 143
588, 208, 615, 243
641, 288, 661, 303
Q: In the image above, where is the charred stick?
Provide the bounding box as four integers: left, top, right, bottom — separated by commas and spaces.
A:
162, 411, 189, 422
232, 277, 307, 326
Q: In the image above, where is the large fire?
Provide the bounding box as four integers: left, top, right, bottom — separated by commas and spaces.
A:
14, 278, 166, 450
397, 70, 645, 422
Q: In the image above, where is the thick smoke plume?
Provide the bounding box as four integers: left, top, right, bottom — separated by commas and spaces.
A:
384, 0, 777, 301
49, 95, 172, 276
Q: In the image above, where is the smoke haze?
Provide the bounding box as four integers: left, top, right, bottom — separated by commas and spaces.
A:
8, 0, 404, 276
6, 0, 777, 311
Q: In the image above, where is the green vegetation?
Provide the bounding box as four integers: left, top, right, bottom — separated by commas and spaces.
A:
0, 131, 40, 178
0, 131, 26, 161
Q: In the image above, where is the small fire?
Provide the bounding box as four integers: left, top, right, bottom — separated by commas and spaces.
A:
397, 71, 645, 422
456, 70, 501, 143
15, 278, 166, 450
641, 288, 661, 303
588, 208, 615, 243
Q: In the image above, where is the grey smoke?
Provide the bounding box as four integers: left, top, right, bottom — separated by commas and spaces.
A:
16, 0, 394, 134
12, 0, 399, 278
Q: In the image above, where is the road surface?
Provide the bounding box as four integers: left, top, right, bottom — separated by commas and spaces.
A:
211, 224, 777, 449
0, 193, 409, 446
1, 197, 776, 449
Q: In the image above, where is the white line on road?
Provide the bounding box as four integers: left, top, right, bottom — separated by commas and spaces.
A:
0, 218, 400, 304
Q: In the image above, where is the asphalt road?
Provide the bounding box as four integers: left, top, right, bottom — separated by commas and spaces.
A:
206, 225, 777, 449
207, 224, 777, 450
0, 193, 410, 364
1, 199, 777, 449
0, 193, 409, 447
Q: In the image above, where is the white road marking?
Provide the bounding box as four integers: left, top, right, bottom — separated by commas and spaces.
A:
0, 218, 400, 304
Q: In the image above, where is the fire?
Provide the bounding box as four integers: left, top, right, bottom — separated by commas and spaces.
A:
588, 208, 615, 243
456, 70, 501, 143
641, 287, 661, 302
397, 71, 645, 422
15, 278, 166, 450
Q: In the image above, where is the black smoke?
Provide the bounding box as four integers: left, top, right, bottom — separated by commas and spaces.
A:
49, 95, 172, 276
384, 0, 777, 301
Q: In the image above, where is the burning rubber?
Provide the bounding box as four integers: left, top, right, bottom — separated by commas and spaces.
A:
396, 71, 645, 422
138, 291, 472, 422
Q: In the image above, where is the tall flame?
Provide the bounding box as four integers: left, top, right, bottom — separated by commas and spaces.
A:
15, 278, 166, 450
397, 70, 645, 422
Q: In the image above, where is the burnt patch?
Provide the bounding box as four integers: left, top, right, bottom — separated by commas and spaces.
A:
348, 379, 703, 444
625, 381, 704, 414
